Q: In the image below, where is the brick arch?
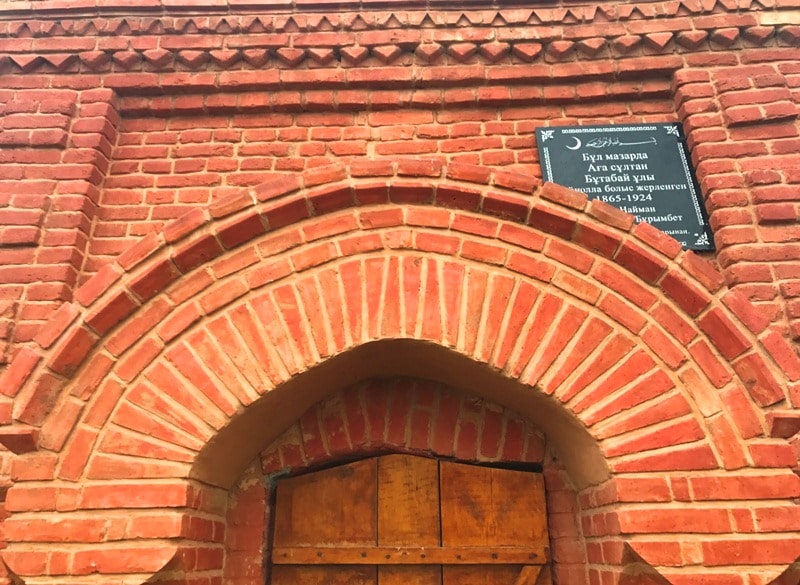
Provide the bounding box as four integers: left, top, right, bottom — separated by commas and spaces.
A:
1, 160, 799, 584
191, 338, 610, 489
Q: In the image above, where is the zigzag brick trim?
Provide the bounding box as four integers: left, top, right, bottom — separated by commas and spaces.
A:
0, 0, 792, 22
0, 2, 798, 75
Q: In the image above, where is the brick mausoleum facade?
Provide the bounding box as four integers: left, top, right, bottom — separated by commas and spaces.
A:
0, 0, 799, 583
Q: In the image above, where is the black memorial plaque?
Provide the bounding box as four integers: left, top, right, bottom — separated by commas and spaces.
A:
536, 123, 713, 251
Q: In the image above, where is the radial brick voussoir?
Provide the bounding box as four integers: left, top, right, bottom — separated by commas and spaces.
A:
4, 162, 788, 438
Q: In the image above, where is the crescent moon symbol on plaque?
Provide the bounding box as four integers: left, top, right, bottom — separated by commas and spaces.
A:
566, 137, 582, 150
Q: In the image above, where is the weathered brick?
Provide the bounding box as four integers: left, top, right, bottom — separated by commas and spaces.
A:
0, 10, 799, 585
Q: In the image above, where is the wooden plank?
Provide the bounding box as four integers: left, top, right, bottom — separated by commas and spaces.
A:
378, 455, 440, 547
379, 566, 441, 585
443, 565, 520, 585
270, 456, 554, 585
514, 566, 543, 585
273, 457, 378, 547
271, 566, 376, 585
534, 565, 553, 585
439, 462, 548, 553
272, 546, 547, 565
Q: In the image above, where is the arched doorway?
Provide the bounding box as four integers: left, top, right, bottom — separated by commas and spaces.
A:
270, 454, 548, 584
224, 376, 579, 585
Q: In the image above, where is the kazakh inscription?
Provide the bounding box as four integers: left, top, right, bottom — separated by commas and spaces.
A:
536, 124, 713, 251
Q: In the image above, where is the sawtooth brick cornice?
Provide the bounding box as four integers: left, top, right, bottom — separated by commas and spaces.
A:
0, 1, 797, 75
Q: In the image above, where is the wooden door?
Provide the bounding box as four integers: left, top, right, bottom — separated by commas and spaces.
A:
271, 454, 550, 585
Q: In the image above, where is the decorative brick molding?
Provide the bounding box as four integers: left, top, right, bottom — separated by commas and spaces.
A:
0, 0, 798, 83
0, 163, 798, 584
0, 13, 795, 77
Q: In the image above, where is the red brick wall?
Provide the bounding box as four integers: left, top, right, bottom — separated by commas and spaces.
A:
0, 3, 796, 361
0, 88, 117, 362
675, 64, 800, 338
1, 163, 798, 584
93, 102, 672, 272
0, 0, 799, 584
